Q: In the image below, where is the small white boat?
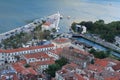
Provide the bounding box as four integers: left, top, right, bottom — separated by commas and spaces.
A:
67, 16, 71, 19
60, 15, 63, 19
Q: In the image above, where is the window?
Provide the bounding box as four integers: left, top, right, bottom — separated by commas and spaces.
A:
5, 54, 7, 56
32, 59, 34, 61
29, 59, 31, 62
8, 58, 10, 60
2, 53, 4, 55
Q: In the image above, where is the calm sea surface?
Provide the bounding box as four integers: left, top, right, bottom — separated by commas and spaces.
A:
0, 0, 120, 33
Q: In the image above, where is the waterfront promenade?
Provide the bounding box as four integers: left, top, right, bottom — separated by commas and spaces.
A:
0, 22, 40, 42
0, 12, 61, 43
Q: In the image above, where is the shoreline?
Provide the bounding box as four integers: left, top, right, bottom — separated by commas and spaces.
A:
0, 12, 61, 43
0, 20, 40, 43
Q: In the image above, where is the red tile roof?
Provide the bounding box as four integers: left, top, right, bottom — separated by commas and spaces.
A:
112, 62, 120, 71
49, 48, 63, 55
88, 59, 109, 73
30, 60, 55, 67
0, 44, 54, 53
88, 64, 103, 73
43, 22, 51, 26
64, 47, 89, 56
13, 74, 19, 80
21, 67, 38, 75
12, 62, 25, 73
63, 63, 78, 70
90, 78, 97, 80
0, 49, 4, 53
74, 73, 85, 80
18, 60, 27, 65
53, 38, 70, 43
24, 52, 49, 59
94, 58, 109, 67
1, 76, 6, 80
12, 62, 38, 75
105, 76, 120, 80
57, 69, 85, 80
73, 48, 89, 56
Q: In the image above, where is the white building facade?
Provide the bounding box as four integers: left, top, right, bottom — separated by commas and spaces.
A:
0, 44, 55, 65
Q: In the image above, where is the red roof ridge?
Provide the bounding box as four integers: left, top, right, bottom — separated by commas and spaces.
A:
0, 44, 54, 53
53, 38, 70, 43
49, 48, 63, 55
24, 52, 49, 59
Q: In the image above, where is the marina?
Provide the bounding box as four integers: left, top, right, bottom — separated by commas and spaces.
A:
74, 37, 120, 58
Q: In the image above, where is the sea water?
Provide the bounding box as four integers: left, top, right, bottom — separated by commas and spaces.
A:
0, 0, 120, 33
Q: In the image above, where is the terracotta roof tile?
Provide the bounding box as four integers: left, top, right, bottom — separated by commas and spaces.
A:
24, 52, 49, 59
63, 63, 78, 70
88, 64, 103, 73
21, 68, 38, 75
1, 44, 54, 53
53, 38, 70, 43
112, 62, 120, 71
12, 62, 25, 73
0, 49, 4, 53
74, 73, 85, 80
57, 69, 85, 80
12, 62, 38, 75
90, 78, 97, 80
49, 48, 63, 55
30, 60, 55, 67
105, 76, 120, 80
1, 76, 6, 80
18, 60, 27, 65
64, 47, 89, 56
13, 74, 19, 80
95, 59, 109, 67
73, 48, 89, 55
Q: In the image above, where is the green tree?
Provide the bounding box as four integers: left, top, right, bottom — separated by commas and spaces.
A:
91, 59, 94, 64
80, 21, 93, 30
46, 64, 60, 77
46, 57, 68, 77
24, 64, 31, 68
55, 57, 68, 67
71, 20, 120, 43
89, 48, 96, 54
71, 22, 77, 32
52, 28, 57, 33
93, 51, 109, 59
